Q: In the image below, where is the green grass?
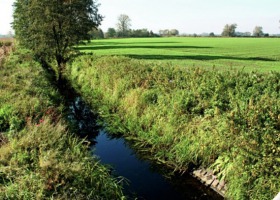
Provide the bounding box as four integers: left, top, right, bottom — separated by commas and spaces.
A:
0, 49, 125, 199
78, 37, 280, 72
67, 55, 280, 200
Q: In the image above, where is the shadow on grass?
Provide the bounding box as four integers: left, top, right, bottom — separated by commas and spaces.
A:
125, 54, 277, 62
85, 41, 181, 46
77, 44, 277, 62
77, 45, 213, 51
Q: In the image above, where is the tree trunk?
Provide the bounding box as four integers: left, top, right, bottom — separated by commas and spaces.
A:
56, 55, 66, 87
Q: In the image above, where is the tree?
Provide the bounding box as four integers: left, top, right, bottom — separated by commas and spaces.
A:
116, 14, 131, 37
236, 32, 251, 37
13, 0, 103, 83
129, 29, 150, 37
106, 28, 117, 38
90, 28, 104, 39
221, 24, 237, 37
170, 29, 179, 36
163, 29, 170, 36
98, 29, 105, 39
209, 32, 215, 37
149, 30, 154, 37
253, 26, 264, 37
159, 29, 179, 37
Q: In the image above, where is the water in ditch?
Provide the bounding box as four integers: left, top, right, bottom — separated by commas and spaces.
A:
68, 96, 223, 200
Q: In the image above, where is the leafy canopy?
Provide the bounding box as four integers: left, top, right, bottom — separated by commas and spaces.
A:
13, 0, 103, 80
116, 14, 131, 37
221, 24, 237, 37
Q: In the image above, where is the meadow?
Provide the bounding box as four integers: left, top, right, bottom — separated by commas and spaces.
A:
78, 37, 280, 72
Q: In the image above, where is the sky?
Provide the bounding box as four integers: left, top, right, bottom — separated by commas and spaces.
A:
1, 0, 280, 35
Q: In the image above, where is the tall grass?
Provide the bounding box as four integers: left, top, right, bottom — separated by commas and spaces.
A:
0, 50, 125, 199
0, 38, 13, 47
67, 55, 280, 200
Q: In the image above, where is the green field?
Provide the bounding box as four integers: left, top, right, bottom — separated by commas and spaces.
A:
78, 37, 280, 72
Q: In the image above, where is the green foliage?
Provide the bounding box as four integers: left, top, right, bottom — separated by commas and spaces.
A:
0, 105, 23, 134
0, 105, 13, 132
0, 118, 125, 199
90, 28, 105, 39
253, 26, 264, 37
67, 55, 280, 200
106, 28, 117, 38
116, 14, 131, 37
13, 0, 103, 81
0, 49, 125, 199
222, 24, 237, 37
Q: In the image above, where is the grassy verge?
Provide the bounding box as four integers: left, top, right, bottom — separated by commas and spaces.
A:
0, 50, 125, 199
67, 55, 280, 200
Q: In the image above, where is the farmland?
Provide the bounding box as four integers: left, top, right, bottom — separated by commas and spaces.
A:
78, 37, 280, 72
4, 0, 280, 199
69, 37, 280, 199
1, 36, 279, 199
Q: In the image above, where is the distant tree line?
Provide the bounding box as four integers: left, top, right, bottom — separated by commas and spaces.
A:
89, 14, 275, 39
92, 14, 180, 39
158, 29, 179, 37
104, 28, 159, 38
89, 28, 160, 39
88, 14, 158, 39
221, 23, 269, 37
89, 28, 104, 39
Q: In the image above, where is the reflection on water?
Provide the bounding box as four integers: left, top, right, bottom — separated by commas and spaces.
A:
67, 96, 100, 142
93, 131, 223, 200
68, 97, 223, 200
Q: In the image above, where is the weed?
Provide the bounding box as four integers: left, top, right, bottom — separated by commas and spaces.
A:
67, 55, 280, 200
0, 49, 125, 199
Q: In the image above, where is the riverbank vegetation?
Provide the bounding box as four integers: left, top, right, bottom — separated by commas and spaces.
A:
0, 49, 125, 199
67, 55, 280, 200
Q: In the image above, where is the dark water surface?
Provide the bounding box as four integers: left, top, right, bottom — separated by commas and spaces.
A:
68, 97, 223, 200
93, 131, 222, 200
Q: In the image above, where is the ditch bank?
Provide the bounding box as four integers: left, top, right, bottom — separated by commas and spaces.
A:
0, 49, 125, 199
65, 95, 224, 199
0, 47, 224, 199
66, 55, 280, 200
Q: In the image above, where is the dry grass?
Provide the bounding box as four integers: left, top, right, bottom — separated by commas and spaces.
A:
0, 133, 8, 147
0, 37, 14, 42
0, 38, 14, 64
